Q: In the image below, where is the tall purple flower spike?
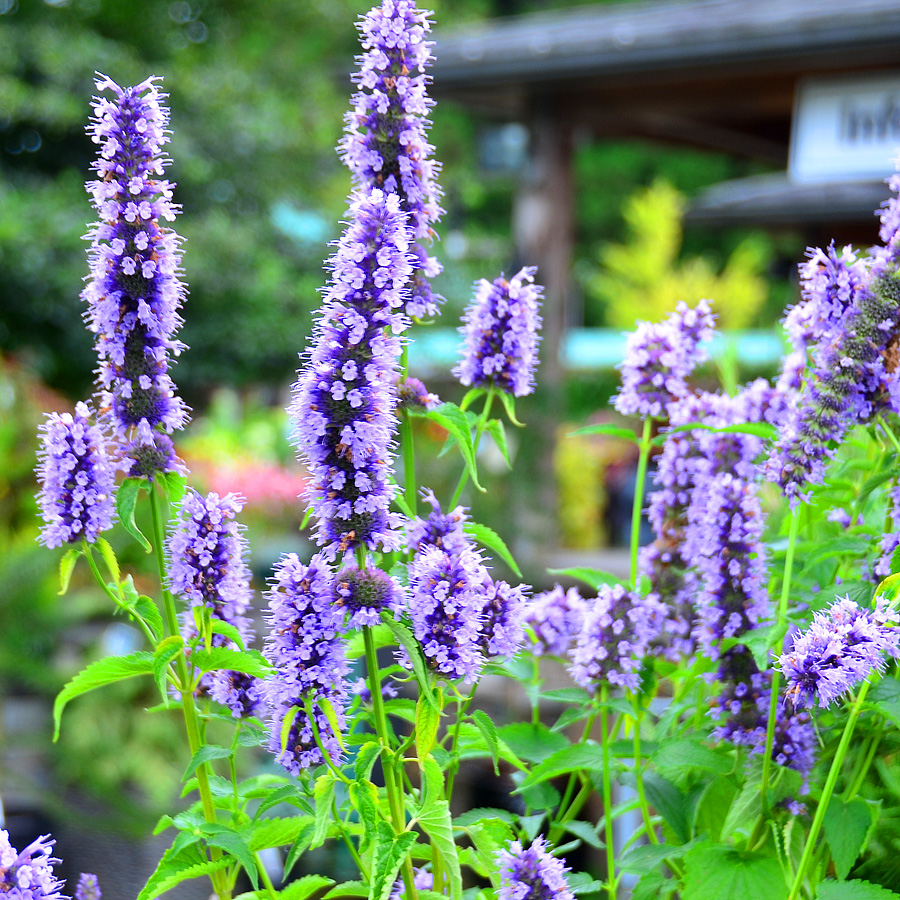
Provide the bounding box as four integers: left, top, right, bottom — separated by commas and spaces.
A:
75, 873, 101, 900
167, 490, 262, 718
497, 836, 575, 900
0, 831, 66, 900
340, 0, 444, 319
36, 401, 116, 548
453, 267, 544, 398
290, 189, 413, 558
82, 74, 188, 477
263, 553, 348, 774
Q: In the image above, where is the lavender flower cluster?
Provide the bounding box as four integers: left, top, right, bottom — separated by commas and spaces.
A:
83, 75, 188, 477
0, 832, 65, 900
340, 0, 444, 319
497, 836, 575, 900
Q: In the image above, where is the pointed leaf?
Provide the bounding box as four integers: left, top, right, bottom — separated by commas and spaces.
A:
58, 547, 81, 596
463, 521, 522, 577
381, 613, 438, 710
117, 476, 152, 551
569, 423, 637, 442
426, 403, 484, 492
183, 744, 233, 781
823, 798, 877, 880
546, 567, 627, 590
486, 419, 512, 468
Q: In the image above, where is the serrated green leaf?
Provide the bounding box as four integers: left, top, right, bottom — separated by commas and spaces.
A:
644, 773, 690, 845
485, 418, 512, 468
284, 820, 316, 878
824, 798, 877, 880
278, 876, 336, 900
459, 387, 487, 411
209, 618, 247, 651
471, 709, 500, 775
312, 773, 336, 850
816, 880, 900, 899
546, 566, 627, 590
426, 402, 484, 492
652, 739, 733, 778
135, 595, 164, 642
183, 744, 232, 781
160, 471, 187, 507
416, 694, 442, 765
497, 722, 569, 764
95, 536, 120, 583
190, 646, 272, 678
720, 778, 763, 841
117, 477, 151, 551
381, 614, 438, 710
137, 854, 229, 900
245, 817, 316, 853
323, 882, 369, 899
370, 821, 417, 900
153, 635, 183, 696
417, 758, 462, 900
201, 826, 258, 890
355, 741, 382, 782
349, 779, 380, 854
466, 818, 515, 890
58, 546, 81, 596
569, 423, 637, 442
568, 871, 606, 895
692, 776, 739, 843
463, 520, 522, 577
682, 844, 787, 900
619, 843, 685, 875
561, 819, 603, 848
516, 742, 602, 790
497, 390, 524, 427
54, 651, 155, 740
319, 694, 346, 752
453, 807, 518, 827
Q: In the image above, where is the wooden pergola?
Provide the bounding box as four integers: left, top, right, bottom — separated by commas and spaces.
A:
432, 0, 900, 381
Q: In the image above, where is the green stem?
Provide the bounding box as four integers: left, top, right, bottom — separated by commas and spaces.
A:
760, 509, 800, 812
549, 712, 597, 843
149, 484, 230, 900
445, 691, 475, 798
630, 695, 658, 844
255, 852, 279, 900
600, 687, 617, 900
449, 389, 495, 509
788, 682, 873, 900
630, 418, 653, 586
334, 798, 368, 876
879, 416, 900, 455
844, 724, 883, 801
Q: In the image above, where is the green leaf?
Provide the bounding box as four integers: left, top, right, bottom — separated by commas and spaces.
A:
569, 423, 638, 442
497, 390, 524, 427
54, 651, 155, 740
153, 635, 184, 697
280, 706, 300, 755
355, 741, 382, 782
560, 819, 603, 849
135, 595, 164, 642
95, 536, 120, 583
311, 773, 336, 850
816, 880, 900, 899
652, 739, 733, 779
246, 817, 318, 853
644, 773, 690, 845
497, 722, 570, 764
319, 695, 345, 752
58, 546, 81, 596
323, 882, 369, 899
426, 403, 484, 492
284, 820, 316, 878
459, 387, 487, 411
209, 618, 247, 651
191, 647, 272, 678
692, 776, 739, 843
517, 742, 603, 790
381, 613, 438, 710
463, 521, 522, 577
370, 821, 417, 900
416, 694, 442, 764
453, 807, 518, 827
471, 709, 500, 775
486, 418, 512, 468
567, 871, 605, 895
417, 758, 462, 900
682, 844, 788, 900
546, 567, 627, 590
867, 678, 900, 727
160, 470, 187, 507
137, 852, 229, 900
824, 798, 877, 880
117, 477, 152, 551
183, 744, 233, 781
201, 826, 258, 890
349, 779, 380, 853
300, 505, 314, 531
466, 818, 515, 889
632, 871, 675, 900
619, 843, 685, 875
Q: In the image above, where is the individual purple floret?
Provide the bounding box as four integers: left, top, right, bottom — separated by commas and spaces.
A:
780, 595, 900, 708
684, 473, 770, 657
290, 189, 412, 559
453, 267, 543, 398
334, 561, 403, 628
406, 544, 487, 682
497, 836, 575, 900
263, 553, 348, 774
479, 577, 530, 659
389, 867, 434, 899
75, 873, 101, 900
569, 583, 656, 693
397, 376, 440, 411
407, 488, 470, 556
613, 299, 715, 419
340, 0, 444, 319
167, 490, 262, 717
0, 831, 65, 900
36, 401, 116, 549
82, 75, 188, 476
523, 585, 586, 658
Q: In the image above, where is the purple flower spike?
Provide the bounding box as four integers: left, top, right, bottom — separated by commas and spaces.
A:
569, 583, 656, 693
614, 299, 715, 419
341, 0, 444, 319
407, 488, 470, 556
453, 267, 543, 398
167, 490, 261, 718
75, 874, 101, 900
407, 544, 487, 682
36, 401, 116, 548
263, 553, 348, 774
479, 578, 530, 660
523, 585, 586, 658
82, 75, 188, 476
397, 376, 440, 411
291, 189, 413, 559
780, 596, 900, 709
334, 562, 404, 628
0, 831, 65, 900
497, 836, 575, 900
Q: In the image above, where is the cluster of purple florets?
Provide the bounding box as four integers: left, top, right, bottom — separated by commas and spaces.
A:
0, 832, 65, 900
781, 596, 900, 708
341, 0, 443, 319
453, 267, 544, 398
523, 585, 586, 658
497, 836, 575, 900
83, 75, 188, 477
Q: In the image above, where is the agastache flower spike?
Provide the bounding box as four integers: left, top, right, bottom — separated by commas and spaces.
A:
523, 584, 586, 658
167, 490, 262, 717
497, 836, 575, 900
263, 553, 348, 774
36, 401, 116, 548
75, 874, 101, 900
453, 267, 543, 398
291, 189, 413, 558
0, 831, 66, 900
614, 299, 715, 419
82, 75, 188, 477
333, 561, 404, 628
341, 0, 444, 318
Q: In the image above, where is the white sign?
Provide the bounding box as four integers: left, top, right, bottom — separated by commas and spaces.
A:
790, 73, 900, 183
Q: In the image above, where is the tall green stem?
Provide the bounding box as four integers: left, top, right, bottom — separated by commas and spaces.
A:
788, 682, 872, 900
629, 418, 653, 587
600, 686, 617, 900
760, 509, 800, 812
149, 484, 230, 900
630, 697, 657, 844
449, 389, 495, 509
